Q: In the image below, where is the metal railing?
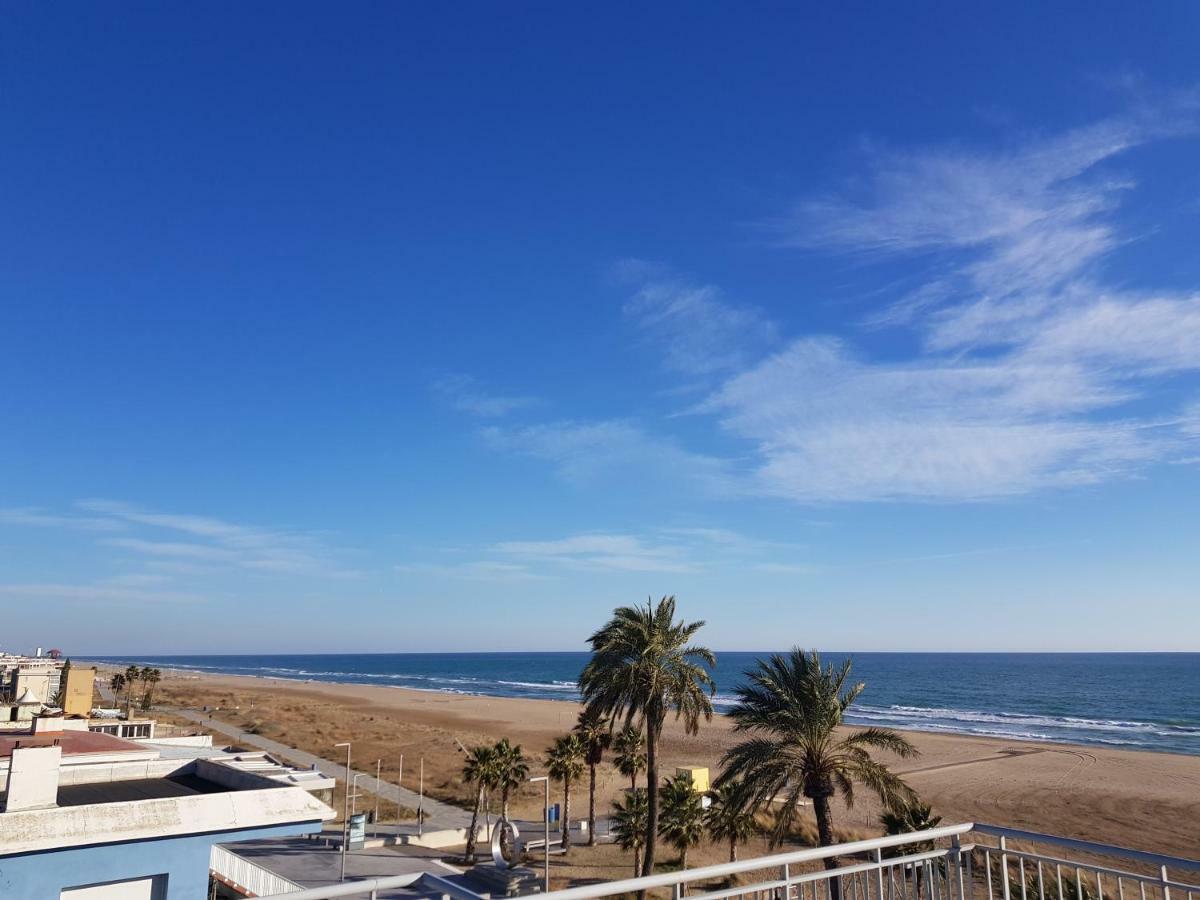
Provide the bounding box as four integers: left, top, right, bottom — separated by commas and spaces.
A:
252, 822, 1200, 900
210, 844, 305, 897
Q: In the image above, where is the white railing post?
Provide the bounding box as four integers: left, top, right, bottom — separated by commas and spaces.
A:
1162, 866, 1172, 900
1001, 837, 1012, 900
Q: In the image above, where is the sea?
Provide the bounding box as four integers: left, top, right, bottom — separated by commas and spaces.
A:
85, 652, 1200, 756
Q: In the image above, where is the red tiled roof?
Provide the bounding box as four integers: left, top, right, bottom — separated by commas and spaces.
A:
0, 729, 144, 758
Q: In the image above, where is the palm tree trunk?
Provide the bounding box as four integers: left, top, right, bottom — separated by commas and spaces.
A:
730, 836, 738, 863
588, 762, 598, 846
681, 845, 688, 870
465, 784, 483, 863
643, 717, 659, 879
634, 845, 641, 877
811, 791, 839, 900
562, 775, 572, 853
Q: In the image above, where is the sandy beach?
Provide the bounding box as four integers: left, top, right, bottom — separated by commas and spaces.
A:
137, 667, 1200, 860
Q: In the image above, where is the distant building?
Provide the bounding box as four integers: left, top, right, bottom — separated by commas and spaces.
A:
0, 653, 66, 709
0, 715, 335, 899
62, 664, 97, 716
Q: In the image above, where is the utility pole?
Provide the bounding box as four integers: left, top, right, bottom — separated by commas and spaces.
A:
418, 757, 425, 838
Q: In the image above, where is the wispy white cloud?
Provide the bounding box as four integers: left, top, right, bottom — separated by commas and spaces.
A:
0, 507, 125, 532
491, 533, 700, 574
691, 102, 1200, 502
400, 527, 811, 580
481, 419, 739, 497
8, 499, 359, 579
432, 373, 539, 418
0, 582, 201, 605
394, 561, 550, 582
619, 260, 778, 376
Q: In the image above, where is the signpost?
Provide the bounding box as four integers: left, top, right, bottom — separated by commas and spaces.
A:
348, 813, 367, 850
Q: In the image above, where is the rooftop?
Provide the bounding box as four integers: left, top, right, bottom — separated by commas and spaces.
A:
0, 729, 144, 758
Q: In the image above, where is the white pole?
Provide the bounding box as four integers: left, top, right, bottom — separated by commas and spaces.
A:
531, 775, 550, 893
419, 757, 425, 838
335, 742, 352, 882
374, 759, 381, 838
397, 754, 404, 826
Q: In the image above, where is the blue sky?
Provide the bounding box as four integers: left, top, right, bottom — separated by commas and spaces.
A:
2, 4, 1199, 654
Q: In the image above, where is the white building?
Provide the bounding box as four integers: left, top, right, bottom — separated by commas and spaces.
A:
0, 715, 335, 899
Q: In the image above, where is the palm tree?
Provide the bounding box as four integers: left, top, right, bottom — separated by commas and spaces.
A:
718, 649, 918, 881
462, 744, 499, 863
613, 724, 646, 792
141, 668, 162, 709
109, 671, 126, 704
705, 779, 759, 864
881, 801, 943, 893
611, 788, 649, 877
579, 596, 715, 878
880, 801, 941, 853
574, 707, 612, 846
545, 733, 585, 853
123, 665, 140, 710
658, 774, 705, 873
492, 738, 530, 820
138, 666, 153, 707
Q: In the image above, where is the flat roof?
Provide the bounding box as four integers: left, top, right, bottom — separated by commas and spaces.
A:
0, 730, 144, 758
55, 774, 230, 807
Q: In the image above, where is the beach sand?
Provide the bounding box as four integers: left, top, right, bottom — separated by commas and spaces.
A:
140, 668, 1200, 860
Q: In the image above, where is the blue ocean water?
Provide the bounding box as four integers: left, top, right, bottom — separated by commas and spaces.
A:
86, 652, 1200, 756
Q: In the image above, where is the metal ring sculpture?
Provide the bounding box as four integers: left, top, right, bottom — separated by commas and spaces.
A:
490, 816, 525, 869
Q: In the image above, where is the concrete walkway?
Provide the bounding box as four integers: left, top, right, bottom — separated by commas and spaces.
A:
164, 706, 474, 831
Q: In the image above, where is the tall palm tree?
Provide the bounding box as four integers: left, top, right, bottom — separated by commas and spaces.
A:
123, 665, 140, 709
141, 668, 162, 709
613, 724, 646, 792
138, 666, 153, 707
611, 788, 649, 877
109, 671, 126, 703
705, 779, 759, 864
545, 733, 585, 853
658, 774, 705, 873
580, 596, 715, 878
462, 744, 499, 863
574, 707, 611, 846
492, 738, 530, 820
718, 649, 918, 876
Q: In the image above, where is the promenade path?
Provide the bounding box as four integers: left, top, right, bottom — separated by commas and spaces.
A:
94, 680, 472, 831
167, 706, 474, 830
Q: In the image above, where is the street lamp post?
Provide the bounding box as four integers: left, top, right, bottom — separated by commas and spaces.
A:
334, 742, 352, 882
530, 775, 550, 893
374, 759, 381, 839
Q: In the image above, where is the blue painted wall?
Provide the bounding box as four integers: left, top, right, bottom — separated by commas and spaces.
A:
0, 820, 320, 899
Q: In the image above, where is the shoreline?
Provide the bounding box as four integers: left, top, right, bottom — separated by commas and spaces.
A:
85, 660, 1199, 759
95, 663, 1200, 854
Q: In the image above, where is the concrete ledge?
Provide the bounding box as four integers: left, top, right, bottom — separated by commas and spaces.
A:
0, 786, 336, 856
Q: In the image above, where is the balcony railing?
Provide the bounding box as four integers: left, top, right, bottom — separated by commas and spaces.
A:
252, 822, 1200, 900
211, 843, 305, 897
